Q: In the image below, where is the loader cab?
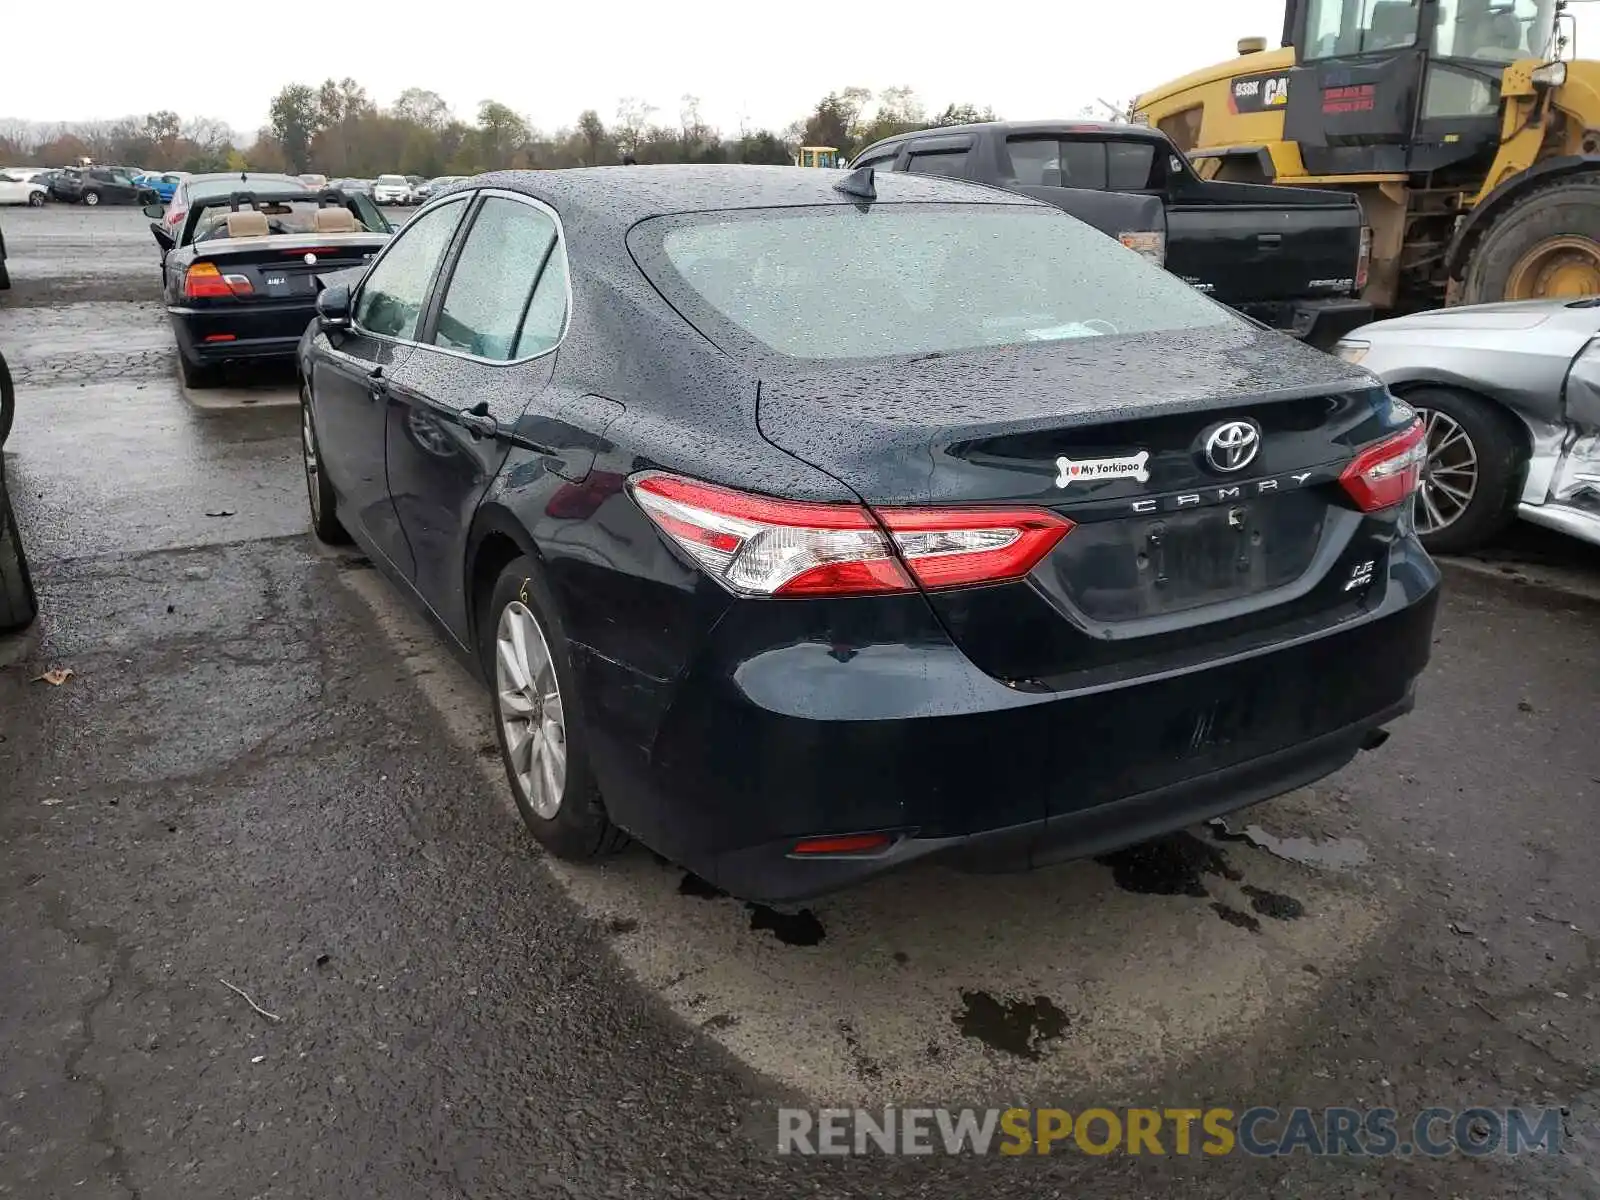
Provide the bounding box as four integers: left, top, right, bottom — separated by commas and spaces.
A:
1282, 0, 1558, 174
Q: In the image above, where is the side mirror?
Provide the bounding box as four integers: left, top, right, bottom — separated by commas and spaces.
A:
316, 283, 352, 330
142, 203, 165, 219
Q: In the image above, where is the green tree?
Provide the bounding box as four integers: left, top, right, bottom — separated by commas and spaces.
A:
931, 102, 997, 127
575, 109, 607, 166
393, 87, 452, 131
267, 84, 319, 171
475, 100, 529, 169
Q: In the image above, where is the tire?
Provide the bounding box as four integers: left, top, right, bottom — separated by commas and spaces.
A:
1462, 174, 1600, 304
0, 351, 12, 446
27, 191, 44, 207
0, 471, 38, 635
1403, 385, 1525, 555
177, 353, 216, 389
82, 189, 100, 207
481, 555, 625, 860
300, 384, 349, 544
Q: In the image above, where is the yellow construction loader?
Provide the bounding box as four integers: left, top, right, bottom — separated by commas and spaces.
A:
1133, 0, 1600, 313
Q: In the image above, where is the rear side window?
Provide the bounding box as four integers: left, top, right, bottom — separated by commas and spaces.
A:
1107, 142, 1160, 190
432, 196, 564, 361
636, 203, 1232, 362
354, 197, 466, 340
905, 148, 969, 177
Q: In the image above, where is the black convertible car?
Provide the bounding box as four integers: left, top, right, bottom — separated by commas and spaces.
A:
298, 165, 1440, 902
152, 183, 392, 386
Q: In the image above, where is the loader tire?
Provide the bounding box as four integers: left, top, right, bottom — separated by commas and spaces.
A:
1462, 174, 1600, 304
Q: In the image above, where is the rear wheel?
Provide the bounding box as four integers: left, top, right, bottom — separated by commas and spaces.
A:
0, 351, 13, 446
1403, 386, 1525, 554
1463, 175, 1600, 303
177, 353, 216, 389
0, 470, 37, 634
300, 385, 350, 544
482, 556, 624, 860
81, 189, 100, 207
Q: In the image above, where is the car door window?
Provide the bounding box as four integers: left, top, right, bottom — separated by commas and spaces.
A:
431, 196, 563, 362
354, 197, 467, 341
1107, 141, 1160, 190
904, 148, 969, 177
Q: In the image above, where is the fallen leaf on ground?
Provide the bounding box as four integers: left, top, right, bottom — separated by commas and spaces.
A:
33, 668, 74, 686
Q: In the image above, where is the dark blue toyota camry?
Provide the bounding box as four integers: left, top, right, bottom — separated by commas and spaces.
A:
297, 164, 1439, 903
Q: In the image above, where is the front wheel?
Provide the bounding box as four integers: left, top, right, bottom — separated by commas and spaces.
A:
1463, 175, 1600, 303
0, 351, 13, 446
1404, 386, 1525, 555
81, 190, 100, 207
27, 191, 44, 208
300, 386, 349, 544
0, 469, 38, 635
482, 556, 625, 860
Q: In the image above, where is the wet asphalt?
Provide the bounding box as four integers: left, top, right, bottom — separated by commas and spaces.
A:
2, 205, 1599, 1199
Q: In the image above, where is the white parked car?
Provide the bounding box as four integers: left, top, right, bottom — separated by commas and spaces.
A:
0, 172, 47, 206
372, 174, 410, 205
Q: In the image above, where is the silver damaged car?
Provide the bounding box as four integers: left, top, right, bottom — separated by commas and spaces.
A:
1336, 298, 1600, 554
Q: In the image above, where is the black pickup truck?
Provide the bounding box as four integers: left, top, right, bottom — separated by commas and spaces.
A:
851, 121, 1371, 349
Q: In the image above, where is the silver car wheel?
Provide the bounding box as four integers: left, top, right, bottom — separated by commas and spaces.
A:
1414, 408, 1478, 535
301, 404, 321, 521
495, 601, 566, 819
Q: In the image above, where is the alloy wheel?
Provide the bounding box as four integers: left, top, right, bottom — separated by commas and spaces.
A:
495, 601, 567, 819
301, 403, 321, 522
1413, 408, 1479, 535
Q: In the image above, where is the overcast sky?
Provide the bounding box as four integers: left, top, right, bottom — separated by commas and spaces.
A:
2, 0, 1295, 135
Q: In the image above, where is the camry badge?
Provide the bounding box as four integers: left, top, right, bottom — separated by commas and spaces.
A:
1055, 450, 1150, 487
304, 252, 318, 265
1202, 420, 1261, 473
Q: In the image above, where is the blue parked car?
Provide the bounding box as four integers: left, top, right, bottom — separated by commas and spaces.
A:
135, 172, 187, 202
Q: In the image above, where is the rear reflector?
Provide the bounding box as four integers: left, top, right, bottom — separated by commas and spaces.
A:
1339, 420, 1425, 512
791, 833, 895, 856
184, 262, 253, 299
629, 472, 1072, 597
203, 334, 235, 343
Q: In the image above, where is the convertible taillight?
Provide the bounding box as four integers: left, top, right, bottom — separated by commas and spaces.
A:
628, 472, 1072, 597
184, 262, 253, 299
1339, 420, 1426, 512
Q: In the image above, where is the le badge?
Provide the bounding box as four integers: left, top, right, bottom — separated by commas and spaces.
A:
1055, 451, 1150, 488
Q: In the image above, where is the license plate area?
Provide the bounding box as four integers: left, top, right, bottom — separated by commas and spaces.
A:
1040, 495, 1326, 621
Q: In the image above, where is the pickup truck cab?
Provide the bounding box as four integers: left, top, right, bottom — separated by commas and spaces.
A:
852, 121, 1372, 349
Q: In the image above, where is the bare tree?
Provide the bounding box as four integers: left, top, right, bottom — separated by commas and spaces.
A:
614, 97, 656, 157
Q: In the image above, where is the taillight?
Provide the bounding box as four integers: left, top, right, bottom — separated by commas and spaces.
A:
1356, 226, 1372, 292
184, 261, 253, 299
628, 472, 1073, 598
1339, 420, 1425, 512
1118, 230, 1166, 268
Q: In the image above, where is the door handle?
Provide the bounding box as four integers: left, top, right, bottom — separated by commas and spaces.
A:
457, 402, 499, 439
1257, 232, 1283, 247
366, 366, 387, 400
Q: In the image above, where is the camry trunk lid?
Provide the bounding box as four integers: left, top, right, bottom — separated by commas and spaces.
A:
757, 322, 1411, 683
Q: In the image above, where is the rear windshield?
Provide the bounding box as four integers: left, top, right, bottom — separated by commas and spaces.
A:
633, 203, 1232, 362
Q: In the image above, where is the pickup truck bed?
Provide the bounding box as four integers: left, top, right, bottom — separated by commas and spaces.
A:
852, 120, 1371, 349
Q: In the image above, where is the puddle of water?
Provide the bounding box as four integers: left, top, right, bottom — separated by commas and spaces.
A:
748, 904, 826, 947
954, 991, 1069, 1060
1211, 902, 1261, 933
1242, 884, 1305, 921
1096, 832, 1241, 897
1209, 818, 1369, 869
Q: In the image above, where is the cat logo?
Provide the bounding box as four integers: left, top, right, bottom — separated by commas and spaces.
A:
1231, 72, 1291, 114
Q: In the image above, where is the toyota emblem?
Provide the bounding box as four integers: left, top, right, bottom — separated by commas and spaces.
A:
1202, 420, 1261, 473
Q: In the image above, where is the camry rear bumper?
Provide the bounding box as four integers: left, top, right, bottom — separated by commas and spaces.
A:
578, 539, 1441, 903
